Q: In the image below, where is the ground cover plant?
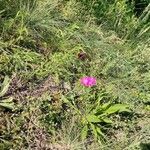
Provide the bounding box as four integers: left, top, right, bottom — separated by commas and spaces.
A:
0, 0, 150, 149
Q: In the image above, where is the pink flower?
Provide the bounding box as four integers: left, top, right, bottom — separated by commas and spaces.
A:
80, 76, 96, 87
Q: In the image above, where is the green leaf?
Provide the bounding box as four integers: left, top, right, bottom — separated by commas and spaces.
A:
104, 104, 130, 115
90, 123, 98, 139
1, 97, 13, 103
62, 97, 70, 104
0, 97, 14, 110
0, 76, 10, 97
102, 117, 113, 124
81, 125, 88, 140
0, 102, 14, 110
95, 101, 111, 113
95, 101, 111, 114
101, 101, 111, 110
144, 105, 150, 111
82, 117, 88, 125
96, 126, 105, 137
86, 114, 102, 123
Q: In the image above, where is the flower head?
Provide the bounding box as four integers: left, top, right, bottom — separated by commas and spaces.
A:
80, 76, 96, 87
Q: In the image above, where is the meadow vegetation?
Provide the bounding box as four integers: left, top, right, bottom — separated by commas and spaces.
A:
0, 0, 150, 149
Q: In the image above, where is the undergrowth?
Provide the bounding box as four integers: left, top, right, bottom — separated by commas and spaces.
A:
0, 0, 150, 150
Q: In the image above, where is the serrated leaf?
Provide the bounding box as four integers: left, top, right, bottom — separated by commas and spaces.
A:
86, 114, 102, 123
104, 104, 129, 115
81, 125, 88, 140
0, 76, 10, 97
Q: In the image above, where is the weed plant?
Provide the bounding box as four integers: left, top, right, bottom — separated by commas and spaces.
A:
0, 0, 150, 149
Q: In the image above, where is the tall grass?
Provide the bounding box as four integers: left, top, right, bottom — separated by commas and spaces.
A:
0, 0, 150, 149
77, 0, 150, 40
